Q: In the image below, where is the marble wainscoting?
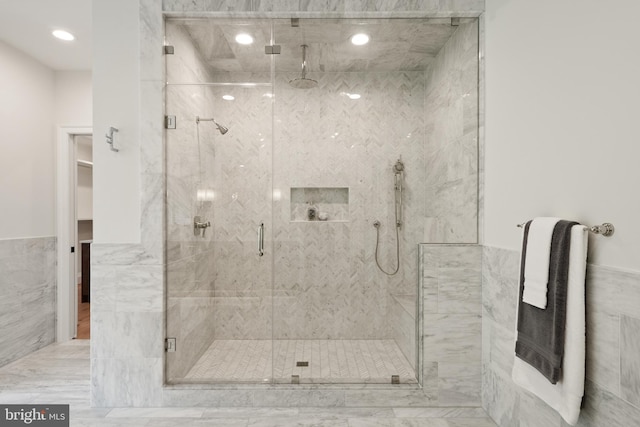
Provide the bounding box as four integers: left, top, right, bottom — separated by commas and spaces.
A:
482, 245, 640, 427
90, 243, 164, 407
0, 236, 56, 367
420, 244, 483, 407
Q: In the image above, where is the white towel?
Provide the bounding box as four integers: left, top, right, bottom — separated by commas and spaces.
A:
512, 224, 588, 425
522, 217, 561, 308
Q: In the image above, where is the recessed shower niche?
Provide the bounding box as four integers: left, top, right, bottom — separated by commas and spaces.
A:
290, 187, 348, 222
164, 16, 479, 386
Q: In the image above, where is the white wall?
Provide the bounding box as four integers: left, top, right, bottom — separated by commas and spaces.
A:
0, 40, 55, 239
92, 0, 141, 243
55, 71, 93, 125
484, 0, 640, 271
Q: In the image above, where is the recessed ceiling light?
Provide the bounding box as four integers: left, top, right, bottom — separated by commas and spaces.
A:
52, 30, 75, 41
222, 95, 235, 101
235, 33, 254, 45
350, 33, 369, 46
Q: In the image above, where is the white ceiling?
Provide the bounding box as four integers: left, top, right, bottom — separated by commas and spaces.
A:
0, 0, 92, 70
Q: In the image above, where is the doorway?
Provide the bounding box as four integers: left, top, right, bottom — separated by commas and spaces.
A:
75, 135, 93, 339
56, 126, 92, 342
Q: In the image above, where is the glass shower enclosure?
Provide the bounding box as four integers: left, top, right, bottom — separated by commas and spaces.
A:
164, 17, 466, 385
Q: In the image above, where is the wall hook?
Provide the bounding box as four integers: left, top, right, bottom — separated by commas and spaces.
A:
106, 127, 119, 152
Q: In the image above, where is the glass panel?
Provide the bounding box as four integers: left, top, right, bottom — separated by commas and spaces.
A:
164, 15, 479, 386
164, 18, 274, 384
270, 18, 440, 384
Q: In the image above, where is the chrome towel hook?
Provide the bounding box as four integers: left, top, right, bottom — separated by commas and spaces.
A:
106, 127, 119, 152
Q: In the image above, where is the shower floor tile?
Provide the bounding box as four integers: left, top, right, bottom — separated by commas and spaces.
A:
185, 340, 417, 384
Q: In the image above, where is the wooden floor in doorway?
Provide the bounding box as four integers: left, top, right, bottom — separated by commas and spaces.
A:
77, 284, 90, 339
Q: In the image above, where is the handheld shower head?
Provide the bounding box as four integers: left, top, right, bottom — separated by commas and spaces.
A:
393, 159, 405, 173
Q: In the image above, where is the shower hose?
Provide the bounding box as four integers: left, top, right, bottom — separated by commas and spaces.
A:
374, 176, 402, 276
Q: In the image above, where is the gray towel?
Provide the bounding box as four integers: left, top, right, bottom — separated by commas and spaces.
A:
515, 219, 578, 384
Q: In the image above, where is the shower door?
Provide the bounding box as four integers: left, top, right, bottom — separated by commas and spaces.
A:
269, 19, 421, 385
164, 17, 423, 385
164, 18, 276, 384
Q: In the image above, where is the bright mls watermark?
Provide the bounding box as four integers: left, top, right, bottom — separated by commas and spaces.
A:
0, 405, 69, 426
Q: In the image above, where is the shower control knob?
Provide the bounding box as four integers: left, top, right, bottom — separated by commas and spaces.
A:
373, 220, 381, 228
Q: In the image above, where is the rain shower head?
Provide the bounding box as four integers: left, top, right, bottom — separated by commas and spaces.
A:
196, 116, 229, 135
289, 45, 318, 89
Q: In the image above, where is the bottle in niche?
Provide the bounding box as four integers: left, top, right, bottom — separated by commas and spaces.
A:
307, 205, 317, 221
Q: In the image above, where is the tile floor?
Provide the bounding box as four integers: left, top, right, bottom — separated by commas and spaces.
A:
186, 340, 417, 384
0, 341, 498, 426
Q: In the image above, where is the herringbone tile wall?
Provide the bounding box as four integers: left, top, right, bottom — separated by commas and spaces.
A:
271, 71, 425, 340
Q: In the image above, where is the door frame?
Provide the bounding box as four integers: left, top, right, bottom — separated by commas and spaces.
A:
56, 125, 92, 342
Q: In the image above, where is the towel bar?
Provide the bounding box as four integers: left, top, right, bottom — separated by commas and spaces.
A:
516, 221, 614, 237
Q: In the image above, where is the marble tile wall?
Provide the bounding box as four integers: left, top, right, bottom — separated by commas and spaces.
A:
421, 244, 483, 407
482, 245, 640, 426
390, 294, 416, 370
189, 81, 274, 341
290, 187, 349, 222
162, 0, 485, 16
271, 70, 426, 340
423, 21, 479, 244
0, 237, 56, 367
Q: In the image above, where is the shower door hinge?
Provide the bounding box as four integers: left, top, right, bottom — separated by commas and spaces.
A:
165, 338, 176, 352
164, 45, 175, 55
450, 18, 460, 26
265, 45, 281, 55
391, 375, 400, 384
165, 115, 176, 129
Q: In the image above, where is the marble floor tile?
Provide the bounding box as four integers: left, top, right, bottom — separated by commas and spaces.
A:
0, 341, 497, 426
344, 389, 433, 407
393, 407, 489, 418
347, 419, 450, 426
186, 340, 417, 384
201, 407, 299, 418
248, 418, 349, 426
298, 407, 395, 418
107, 407, 206, 418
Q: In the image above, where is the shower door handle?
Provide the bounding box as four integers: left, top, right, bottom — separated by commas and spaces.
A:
257, 222, 264, 257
